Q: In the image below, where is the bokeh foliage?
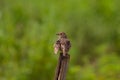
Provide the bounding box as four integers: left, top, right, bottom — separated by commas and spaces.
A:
0, 0, 120, 80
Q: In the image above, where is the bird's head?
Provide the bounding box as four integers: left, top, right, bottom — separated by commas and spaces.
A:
56, 32, 67, 38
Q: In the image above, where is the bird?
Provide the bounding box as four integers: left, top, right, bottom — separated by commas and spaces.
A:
54, 32, 71, 56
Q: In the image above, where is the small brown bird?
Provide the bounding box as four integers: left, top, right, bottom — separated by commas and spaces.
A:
54, 32, 71, 56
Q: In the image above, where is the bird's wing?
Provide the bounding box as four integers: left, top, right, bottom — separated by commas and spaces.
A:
62, 39, 71, 52
54, 41, 60, 54
66, 40, 71, 49
60, 39, 71, 54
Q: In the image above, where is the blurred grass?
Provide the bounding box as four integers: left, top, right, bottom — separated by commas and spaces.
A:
0, 0, 120, 80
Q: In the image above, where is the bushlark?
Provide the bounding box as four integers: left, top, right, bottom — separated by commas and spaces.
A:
54, 32, 71, 56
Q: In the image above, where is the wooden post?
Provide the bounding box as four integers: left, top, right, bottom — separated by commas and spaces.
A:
54, 53, 70, 80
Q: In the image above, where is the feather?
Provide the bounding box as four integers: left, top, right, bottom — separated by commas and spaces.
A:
54, 40, 60, 54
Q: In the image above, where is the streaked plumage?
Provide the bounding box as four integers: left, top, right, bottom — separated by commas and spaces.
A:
54, 40, 61, 54
54, 32, 71, 56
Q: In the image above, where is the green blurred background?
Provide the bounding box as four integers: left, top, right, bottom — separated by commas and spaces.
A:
0, 0, 120, 80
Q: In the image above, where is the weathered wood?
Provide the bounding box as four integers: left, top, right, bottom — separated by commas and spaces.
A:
54, 53, 70, 80
54, 53, 62, 80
